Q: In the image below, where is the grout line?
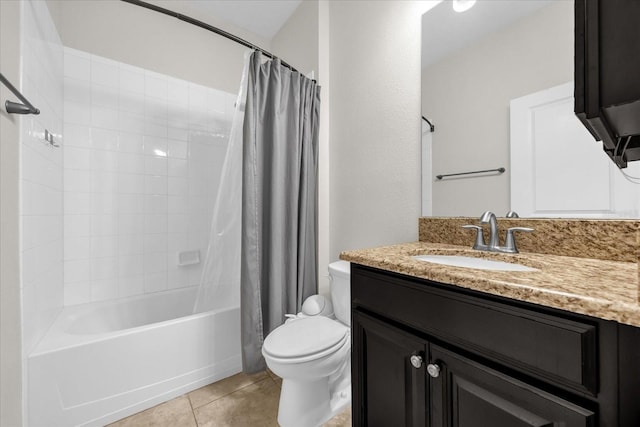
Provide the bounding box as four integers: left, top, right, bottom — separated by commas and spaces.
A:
185, 391, 198, 426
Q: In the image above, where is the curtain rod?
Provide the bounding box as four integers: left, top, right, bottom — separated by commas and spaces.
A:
422, 116, 434, 132
120, 0, 301, 74
0, 72, 40, 115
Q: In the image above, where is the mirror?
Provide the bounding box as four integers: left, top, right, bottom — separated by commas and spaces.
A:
421, 0, 640, 218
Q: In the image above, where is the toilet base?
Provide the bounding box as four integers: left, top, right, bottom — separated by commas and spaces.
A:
277, 377, 329, 427
328, 383, 351, 421
277, 379, 351, 427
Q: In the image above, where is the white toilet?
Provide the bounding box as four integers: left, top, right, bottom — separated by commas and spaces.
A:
262, 261, 351, 427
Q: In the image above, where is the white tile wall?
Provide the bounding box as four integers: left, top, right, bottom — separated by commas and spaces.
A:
20, 0, 65, 354
63, 48, 235, 305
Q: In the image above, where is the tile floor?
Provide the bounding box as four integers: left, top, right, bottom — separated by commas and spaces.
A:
108, 370, 351, 427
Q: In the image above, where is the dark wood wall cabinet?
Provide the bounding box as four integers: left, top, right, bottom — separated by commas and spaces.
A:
351, 264, 640, 426
575, 0, 640, 168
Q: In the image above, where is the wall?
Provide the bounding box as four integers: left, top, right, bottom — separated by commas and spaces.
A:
422, 1, 573, 216
62, 47, 234, 305
8, 1, 66, 424
317, 1, 331, 296
0, 1, 23, 424
271, 0, 319, 77
20, 0, 65, 358
49, 0, 269, 93
329, 1, 434, 260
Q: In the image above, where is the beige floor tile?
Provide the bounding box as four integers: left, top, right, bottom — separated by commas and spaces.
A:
266, 368, 279, 381
266, 369, 282, 388
272, 376, 283, 388
193, 378, 280, 427
323, 406, 352, 427
188, 370, 269, 409
109, 372, 352, 427
106, 395, 196, 427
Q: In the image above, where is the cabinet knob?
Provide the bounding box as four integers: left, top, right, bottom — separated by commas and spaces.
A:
427, 363, 441, 378
410, 354, 423, 369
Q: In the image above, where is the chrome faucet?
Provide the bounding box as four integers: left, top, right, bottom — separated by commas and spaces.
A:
480, 211, 500, 248
462, 211, 533, 254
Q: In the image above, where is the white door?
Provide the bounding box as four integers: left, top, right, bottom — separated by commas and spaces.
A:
510, 81, 640, 218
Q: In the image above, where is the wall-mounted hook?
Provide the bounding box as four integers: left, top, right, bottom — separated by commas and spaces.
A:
44, 129, 59, 148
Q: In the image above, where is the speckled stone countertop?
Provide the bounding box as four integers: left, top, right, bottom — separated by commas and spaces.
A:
340, 241, 640, 327
419, 217, 640, 263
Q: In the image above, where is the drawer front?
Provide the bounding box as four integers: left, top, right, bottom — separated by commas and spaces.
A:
352, 266, 598, 395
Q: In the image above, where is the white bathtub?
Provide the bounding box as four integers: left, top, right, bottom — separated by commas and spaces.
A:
28, 287, 241, 427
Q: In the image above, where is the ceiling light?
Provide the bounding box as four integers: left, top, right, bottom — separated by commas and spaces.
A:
453, 0, 476, 13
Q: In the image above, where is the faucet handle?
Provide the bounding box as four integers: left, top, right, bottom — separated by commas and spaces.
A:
506, 210, 519, 218
504, 227, 533, 253
462, 225, 485, 250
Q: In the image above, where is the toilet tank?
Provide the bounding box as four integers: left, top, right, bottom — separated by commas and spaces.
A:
328, 261, 351, 326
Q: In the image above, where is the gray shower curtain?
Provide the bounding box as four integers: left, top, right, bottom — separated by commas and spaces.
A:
241, 51, 321, 373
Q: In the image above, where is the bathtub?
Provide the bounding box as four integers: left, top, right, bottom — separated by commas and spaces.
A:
28, 286, 241, 427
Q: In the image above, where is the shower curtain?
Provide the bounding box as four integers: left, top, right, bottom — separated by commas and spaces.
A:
193, 52, 250, 314
241, 51, 321, 372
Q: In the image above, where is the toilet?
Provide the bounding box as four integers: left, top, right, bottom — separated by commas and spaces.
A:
262, 261, 351, 427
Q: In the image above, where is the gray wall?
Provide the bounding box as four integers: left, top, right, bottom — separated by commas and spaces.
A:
422, 1, 573, 216
0, 1, 23, 425
329, 1, 426, 260
271, 0, 319, 78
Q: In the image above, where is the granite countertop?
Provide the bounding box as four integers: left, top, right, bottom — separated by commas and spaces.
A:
340, 241, 640, 327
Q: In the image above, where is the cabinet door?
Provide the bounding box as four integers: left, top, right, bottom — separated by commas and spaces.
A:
352, 310, 428, 427
429, 345, 595, 427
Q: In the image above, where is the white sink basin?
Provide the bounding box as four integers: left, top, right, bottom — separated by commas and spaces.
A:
413, 255, 537, 272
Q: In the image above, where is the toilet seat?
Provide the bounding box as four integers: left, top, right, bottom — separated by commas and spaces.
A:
263, 317, 349, 364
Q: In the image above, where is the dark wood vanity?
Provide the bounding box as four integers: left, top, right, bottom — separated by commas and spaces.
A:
575, 0, 640, 167
351, 264, 640, 427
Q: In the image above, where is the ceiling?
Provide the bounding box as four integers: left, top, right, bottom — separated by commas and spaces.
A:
422, 0, 557, 69
167, 0, 303, 40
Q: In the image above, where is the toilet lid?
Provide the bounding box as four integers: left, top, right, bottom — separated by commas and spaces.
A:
263, 317, 348, 360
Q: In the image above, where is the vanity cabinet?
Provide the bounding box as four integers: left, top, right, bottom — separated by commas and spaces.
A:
351, 264, 640, 426
575, 0, 640, 166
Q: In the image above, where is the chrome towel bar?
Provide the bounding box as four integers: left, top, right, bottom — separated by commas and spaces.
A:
436, 167, 505, 180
